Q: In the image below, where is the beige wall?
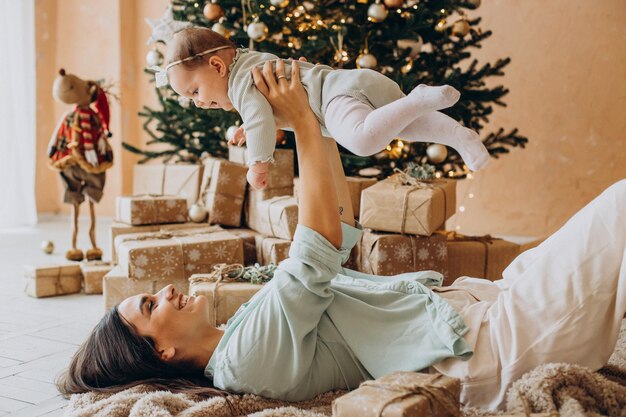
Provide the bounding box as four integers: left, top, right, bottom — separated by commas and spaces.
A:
35, 0, 626, 237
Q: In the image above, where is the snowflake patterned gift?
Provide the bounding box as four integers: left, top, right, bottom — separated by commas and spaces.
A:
226, 228, 262, 266
358, 230, 448, 277
132, 163, 204, 208
248, 196, 298, 240
203, 159, 248, 227
254, 235, 292, 265
80, 261, 113, 294
116, 195, 188, 226
360, 177, 456, 236
332, 371, 460, 417
103, 265, 189, 311
229, 145, 294, 189
117, 229, 244, 281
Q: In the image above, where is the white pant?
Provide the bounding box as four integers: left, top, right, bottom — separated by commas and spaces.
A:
432, 179, 626, 410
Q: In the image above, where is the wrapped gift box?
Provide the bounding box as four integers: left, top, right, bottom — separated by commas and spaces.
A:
359, 231, 448, 277
24, 264, 82, 298
229, 145, 294, 189
332, 371, 460, 417
360, 178, 456, 236
245, 186, 294, 225
117, 229, 243, 281
103, 266, 189, 311
110, 222, 221, 264
189, 274, 264, 326
133, 163, 203, 207
80, 261, 113, 294
226, 228, 261, 266
248, 195, 298, 240
203, 159, 248, 227
255, 235, 291, 265
116, 195, 188, 226
294, 176, 377, 217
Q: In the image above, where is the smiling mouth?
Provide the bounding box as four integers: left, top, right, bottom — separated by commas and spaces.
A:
180, 294, 189, 309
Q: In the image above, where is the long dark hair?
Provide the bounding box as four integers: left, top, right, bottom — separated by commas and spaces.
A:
56, 306, 228, 399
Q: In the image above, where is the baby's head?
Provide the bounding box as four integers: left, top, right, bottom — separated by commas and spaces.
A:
166, 26, 236, 110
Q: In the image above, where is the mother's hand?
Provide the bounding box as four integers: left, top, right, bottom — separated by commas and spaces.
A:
252, 60, 315, 129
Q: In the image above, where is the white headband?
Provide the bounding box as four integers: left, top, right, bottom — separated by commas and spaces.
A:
150, 45, 233, 87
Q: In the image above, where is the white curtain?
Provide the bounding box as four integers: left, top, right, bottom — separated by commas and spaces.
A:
0, 0, 37, 228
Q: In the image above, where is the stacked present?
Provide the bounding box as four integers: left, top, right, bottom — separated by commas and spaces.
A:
24, 261, 114, 298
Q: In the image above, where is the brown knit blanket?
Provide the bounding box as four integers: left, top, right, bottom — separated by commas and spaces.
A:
66, 321, 626, 417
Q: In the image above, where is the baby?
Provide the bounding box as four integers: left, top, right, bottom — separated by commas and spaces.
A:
158, 26, 490, 189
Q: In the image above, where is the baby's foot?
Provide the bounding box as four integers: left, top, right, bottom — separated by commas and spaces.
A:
409, 84, 461, 111
455, 129, 490, 171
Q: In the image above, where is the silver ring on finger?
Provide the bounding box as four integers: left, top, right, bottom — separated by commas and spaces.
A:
276, 75, 287, 81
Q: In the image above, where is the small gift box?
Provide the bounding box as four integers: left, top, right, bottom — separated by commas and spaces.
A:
255, 235, 291, 265
203, 159, 248, 227
109, 221, 220, 264
133, 163, 204, 207
226, 228, 261, 266
116, 195, 188, 226
189, 268, 265, 326
445, 232, 522, 284
24, 264, 83, 298
248, 195, 298, 240
360, 176, 456, 236
294, 176, 377, 217
80, 261, 113, 294
117, 228, 244, 281
359, 231, 448, 277
229, 145, 294, 189
103, 266, 189, 311
332, 371, 460, 417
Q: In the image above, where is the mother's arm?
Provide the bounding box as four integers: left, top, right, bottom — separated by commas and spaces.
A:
253, 60, 342, 248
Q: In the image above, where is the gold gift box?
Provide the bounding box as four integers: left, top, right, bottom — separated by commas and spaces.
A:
115, 195, 188, 226
79, 261, 113, 294
248, 195, 298, 240
255, 235, 291, 265
103, 265, 189, 311
132, 163, 203, 208
333, 371, 460, 417
203, 159, 248, 227
228, 145, 294, 189
117, 229, 243, 281
24, 264, 82, 298
360, 178, 456, 236
189, 274, 264, 326
359, 231, 448, 277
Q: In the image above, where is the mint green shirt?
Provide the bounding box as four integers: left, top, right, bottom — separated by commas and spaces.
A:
205, 223, 472, 401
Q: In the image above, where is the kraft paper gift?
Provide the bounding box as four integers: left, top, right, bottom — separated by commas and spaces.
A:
117, 229, 243, 281
109, 221, 221, 264
80, 261, 113, 294
255, 235, 291, 265
360, 177, 456, 236
24, 264, 83, 298
189, 272, 264, 326
294, 176, 377, 217
229, 145, 294, 189
248, 195, 298, 240
133, 163, 204, 207
201, 159, 248, 227
332, 371, 460, 417
226, 228, 261, 266
116, 195, 188, 226
103, 265, 189, 311
359, 230, 448, 277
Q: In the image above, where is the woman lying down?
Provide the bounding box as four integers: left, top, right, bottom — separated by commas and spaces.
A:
56, 60, 626, 411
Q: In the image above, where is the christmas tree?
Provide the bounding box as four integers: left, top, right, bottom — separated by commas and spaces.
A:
125, 0, 527, 178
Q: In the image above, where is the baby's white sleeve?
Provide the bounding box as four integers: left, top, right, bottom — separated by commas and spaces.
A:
236, 82, 277, 165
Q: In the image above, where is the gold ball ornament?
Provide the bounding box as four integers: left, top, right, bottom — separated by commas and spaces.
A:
203, 2, 224, 21
356, 52, 378, 69
368, 2, 388, 22
426, 144, 448, 164
212, 21, 230, 38
247, 20, 269, 41
384, 0, 404, 8
270, 0, 290, 8
451, 19, 470, 37
41, 240, 54, 255
146, 48, 164, 67
188, 203, 208, 223
435, 19, 447, 32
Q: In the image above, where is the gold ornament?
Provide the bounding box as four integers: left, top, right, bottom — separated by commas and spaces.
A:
356, 51, 378, 69
41, 240, 54, 255
212, 20, 230, 38
367, 2, 388, 22
435, 19, 447, 32
270, 0, 290, 8
400, 59, 413, 74
247, 19, 269, 41
426, 144, 448, 163
384, 0, 404, 8
451, 19, 470, 37
203, 2, 224, 21
188, 203, 208, 223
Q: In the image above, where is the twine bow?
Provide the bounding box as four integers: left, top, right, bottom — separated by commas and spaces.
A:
360, 374, 460, 417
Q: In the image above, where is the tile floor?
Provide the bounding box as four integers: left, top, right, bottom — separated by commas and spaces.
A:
0, 215, 112, 416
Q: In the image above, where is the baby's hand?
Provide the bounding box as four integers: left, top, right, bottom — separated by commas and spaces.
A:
227, 126, 247, 147
247, 161, 271, 190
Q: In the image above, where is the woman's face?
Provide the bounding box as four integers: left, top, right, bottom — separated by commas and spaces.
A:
118, 285, 210, 359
